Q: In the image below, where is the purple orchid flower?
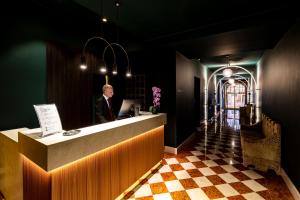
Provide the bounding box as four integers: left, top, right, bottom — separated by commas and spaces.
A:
152, 86, 161, 108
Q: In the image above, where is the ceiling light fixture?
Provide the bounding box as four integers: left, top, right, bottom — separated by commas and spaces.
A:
112, 63, 118, 75
126, 72, 132, 77
115, 0, 120, 7
222, 56, 233, 78
80, 64, 87, 70
100, 0, 131, 78
79, 36, 116, 74
223, 68, 233, 77
79, 0, 132, 77
228, 78, 235, 84
101, 17, 108, 23
100, 66, 107, 73
100, 0, 108, 23
80, 55, 87, 70
102, 43, 132, 77
98, 59, 107, 73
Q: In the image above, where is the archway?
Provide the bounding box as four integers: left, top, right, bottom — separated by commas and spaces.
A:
216, 74, 254, 110
221, 80, 247, 109
205, 65, 257, 123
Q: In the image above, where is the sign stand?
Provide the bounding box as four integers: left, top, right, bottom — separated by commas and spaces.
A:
34, 104, 63, 137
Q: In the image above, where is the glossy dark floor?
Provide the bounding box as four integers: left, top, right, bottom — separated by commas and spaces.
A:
123, 110, 294, 200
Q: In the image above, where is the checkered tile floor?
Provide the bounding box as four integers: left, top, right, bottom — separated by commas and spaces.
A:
122, 118, 294, 200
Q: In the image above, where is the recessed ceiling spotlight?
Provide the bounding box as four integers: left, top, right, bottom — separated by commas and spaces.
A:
115, 0, 121, 7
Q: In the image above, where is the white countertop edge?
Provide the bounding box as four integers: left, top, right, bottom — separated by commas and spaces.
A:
0, 128, 28, 142
20, 113, 166, 146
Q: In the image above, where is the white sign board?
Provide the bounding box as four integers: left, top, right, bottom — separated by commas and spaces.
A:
34, 104, 63, 137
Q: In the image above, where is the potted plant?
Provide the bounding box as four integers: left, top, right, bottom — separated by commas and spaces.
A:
149, 86, 161, 114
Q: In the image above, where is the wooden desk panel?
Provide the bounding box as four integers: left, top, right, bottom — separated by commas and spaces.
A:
23, 126, 164, 200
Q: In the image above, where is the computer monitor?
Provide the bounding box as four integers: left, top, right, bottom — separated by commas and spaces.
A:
117, 99, 141, 119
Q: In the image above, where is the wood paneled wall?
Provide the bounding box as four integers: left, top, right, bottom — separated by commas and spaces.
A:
23, 126, 164, 200
47, 43, 96, 130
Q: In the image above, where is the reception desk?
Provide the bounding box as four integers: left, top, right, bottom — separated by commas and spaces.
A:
0, 113, 166, 200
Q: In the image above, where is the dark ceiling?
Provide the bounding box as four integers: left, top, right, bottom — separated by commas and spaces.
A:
73, 0, 298, 67
27, 0, 298, 68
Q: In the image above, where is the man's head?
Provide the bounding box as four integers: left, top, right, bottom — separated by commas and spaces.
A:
102, 84, 114, 98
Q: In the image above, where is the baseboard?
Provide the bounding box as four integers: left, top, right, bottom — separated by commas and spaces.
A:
177, 132, 196, 153
164, 146, 177, 154
164, 132, 196, 155
281, 168, 300, 200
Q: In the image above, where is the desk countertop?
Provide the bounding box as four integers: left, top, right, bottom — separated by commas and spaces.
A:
18, 113, 166, 171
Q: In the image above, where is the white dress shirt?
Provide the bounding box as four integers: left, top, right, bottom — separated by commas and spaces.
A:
103, 95, 110, 107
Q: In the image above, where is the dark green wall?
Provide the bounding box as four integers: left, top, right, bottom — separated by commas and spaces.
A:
0, 42, 47, 130
261, 22, 300, 191
0, 0, 113, 130
0, 1, 93, 130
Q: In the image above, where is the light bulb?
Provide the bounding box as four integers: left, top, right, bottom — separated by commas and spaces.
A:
112, 63, 118, 75
102, 17, 108, 22
100, 67, 107, 73
80, 55, 87, 70
223, 68, 233, 78
126, 72, 132, 77
229, 78, 235, 84
80, 64, 87, 70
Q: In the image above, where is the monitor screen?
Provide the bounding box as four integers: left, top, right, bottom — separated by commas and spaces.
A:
118, 99, 141, 118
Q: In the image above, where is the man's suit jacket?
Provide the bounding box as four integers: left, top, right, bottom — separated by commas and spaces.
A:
95, 96, 114, 124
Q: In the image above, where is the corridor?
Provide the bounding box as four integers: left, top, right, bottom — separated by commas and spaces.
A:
123, 110, 293, 200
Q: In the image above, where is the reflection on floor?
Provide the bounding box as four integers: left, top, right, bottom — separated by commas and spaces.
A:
123, 111, 294, 200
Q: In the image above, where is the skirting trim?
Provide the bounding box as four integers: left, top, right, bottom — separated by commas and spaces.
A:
164, 132, 196, 155
281, 168, 300, 200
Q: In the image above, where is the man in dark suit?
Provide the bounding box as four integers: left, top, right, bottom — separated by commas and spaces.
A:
95, 84, 115, 123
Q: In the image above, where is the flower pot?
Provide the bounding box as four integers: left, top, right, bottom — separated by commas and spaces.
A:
149, 106, 159, 114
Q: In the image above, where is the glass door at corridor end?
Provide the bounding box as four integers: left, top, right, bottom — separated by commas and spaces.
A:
225, 83, 246, 109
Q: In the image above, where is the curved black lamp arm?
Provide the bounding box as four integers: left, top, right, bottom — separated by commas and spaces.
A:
81, 36, 116, 68
103, 42, 131, 73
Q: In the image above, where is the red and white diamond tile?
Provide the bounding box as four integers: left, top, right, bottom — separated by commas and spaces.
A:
123, 124, 294, 200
